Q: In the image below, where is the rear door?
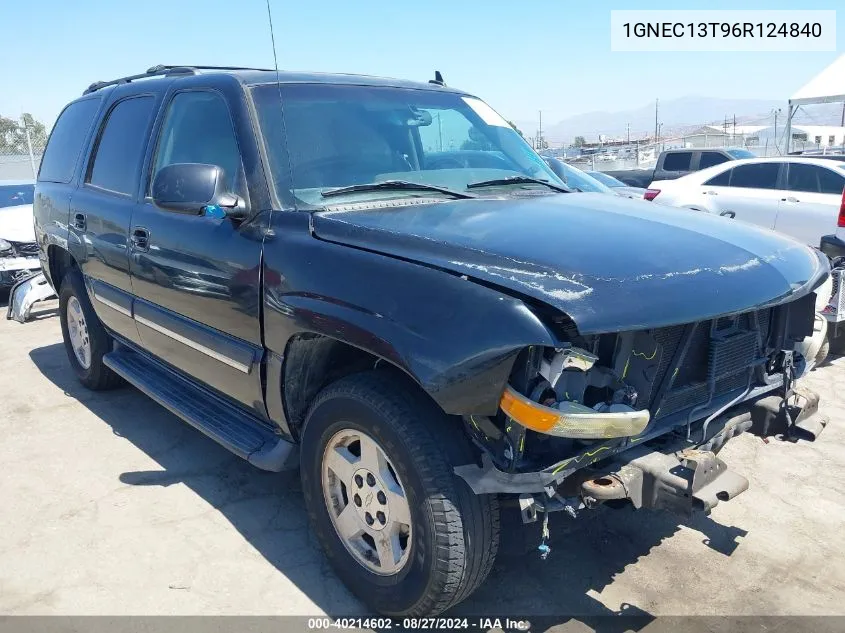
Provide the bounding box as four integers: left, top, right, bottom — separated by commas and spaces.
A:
776, 161, 845, 245
69, 90, 160, 344
702, 162, 783, 230
128, 82, 268, 413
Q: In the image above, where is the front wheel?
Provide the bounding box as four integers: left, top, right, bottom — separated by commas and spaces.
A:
300, 371, 499, 616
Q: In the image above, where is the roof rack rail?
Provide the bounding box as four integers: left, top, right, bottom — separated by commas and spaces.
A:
83, 64, 276, 95
83, 66, 196, 95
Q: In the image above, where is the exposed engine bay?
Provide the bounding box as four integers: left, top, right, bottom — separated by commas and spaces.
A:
456, 291, 827, 524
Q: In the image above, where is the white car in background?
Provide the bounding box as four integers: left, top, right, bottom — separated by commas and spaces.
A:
0, 180, 40, 291
645, 157, 845, 247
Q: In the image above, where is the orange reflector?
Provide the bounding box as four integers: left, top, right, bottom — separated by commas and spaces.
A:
499, 386, 559, 433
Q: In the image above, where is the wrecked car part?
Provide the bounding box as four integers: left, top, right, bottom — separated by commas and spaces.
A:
7, 271, 56, 323
455, 384, 827, 496
499, 384, 650, 440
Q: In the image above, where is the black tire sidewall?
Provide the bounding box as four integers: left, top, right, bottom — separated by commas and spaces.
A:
59, 271, 111, 386
300, 394, 442, 615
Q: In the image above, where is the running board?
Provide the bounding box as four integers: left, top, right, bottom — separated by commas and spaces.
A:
103, 348, 297, 471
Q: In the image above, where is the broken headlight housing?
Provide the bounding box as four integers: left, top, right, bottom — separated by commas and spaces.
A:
0, 238, 12, 254
500, 345, 649, 440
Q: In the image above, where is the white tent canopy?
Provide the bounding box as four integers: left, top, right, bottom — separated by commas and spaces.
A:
785, 54, 845, 151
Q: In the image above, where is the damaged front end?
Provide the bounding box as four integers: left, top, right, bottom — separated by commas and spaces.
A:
455, 291, 829, 525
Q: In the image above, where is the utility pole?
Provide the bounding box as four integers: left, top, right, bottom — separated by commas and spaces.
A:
733, 114, 736, 144
21, 116, 37, 179
537, 110, 543, 150
627, 122, 630, 145
840, 102, 845, 127
654, 99, 659, 142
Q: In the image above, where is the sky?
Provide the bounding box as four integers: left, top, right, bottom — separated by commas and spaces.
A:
1, 0, 843, 129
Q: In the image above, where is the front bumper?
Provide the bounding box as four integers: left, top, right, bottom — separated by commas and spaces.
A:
0, 255, 40, 288
455, 387, 827, 516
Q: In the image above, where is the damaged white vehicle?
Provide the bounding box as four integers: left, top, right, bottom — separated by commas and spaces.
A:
1, 181, 56, 321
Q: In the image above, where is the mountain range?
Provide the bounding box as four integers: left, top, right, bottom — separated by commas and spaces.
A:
512, 97, 845, 145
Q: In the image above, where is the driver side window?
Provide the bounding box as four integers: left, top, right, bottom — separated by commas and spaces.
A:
151, 91, 245, 195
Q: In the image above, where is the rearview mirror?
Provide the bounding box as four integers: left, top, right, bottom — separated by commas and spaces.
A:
152, 163, 246, 219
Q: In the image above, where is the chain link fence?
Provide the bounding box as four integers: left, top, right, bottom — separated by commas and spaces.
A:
1, 115, 47, 181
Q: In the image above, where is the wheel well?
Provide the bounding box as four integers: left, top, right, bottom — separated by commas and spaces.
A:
47, 245, 77, 289
281, 334, 431, 439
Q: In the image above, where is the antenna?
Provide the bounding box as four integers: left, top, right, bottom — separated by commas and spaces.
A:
265, 0, 296, 208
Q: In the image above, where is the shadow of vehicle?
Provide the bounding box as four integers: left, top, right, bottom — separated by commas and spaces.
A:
30, 341, 749, 628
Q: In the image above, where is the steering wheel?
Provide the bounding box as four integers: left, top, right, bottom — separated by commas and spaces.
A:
294, 157, 370, 188
426, 156, 465, 170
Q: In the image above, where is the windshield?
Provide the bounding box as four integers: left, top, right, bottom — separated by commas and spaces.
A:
0, 184, 34, 208
726, 148, 756, 159
587, 171, 626, 188
251, 84, 563, 206
543, 159, 613, 193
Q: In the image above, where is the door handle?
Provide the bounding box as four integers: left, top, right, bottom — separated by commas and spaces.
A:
720, 210, 736, 219
780, 196, 799, 203
73, 212, 86, 230
130, 227, 150, 252
703, 190, 718, 196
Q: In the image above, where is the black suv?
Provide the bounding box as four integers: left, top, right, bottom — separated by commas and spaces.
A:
35, 65, 829, 616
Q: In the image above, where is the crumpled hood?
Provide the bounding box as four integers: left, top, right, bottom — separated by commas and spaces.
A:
312, 193, 828, 334
0, 204, 35, 242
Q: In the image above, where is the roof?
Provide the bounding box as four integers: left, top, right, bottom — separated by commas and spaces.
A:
83, 65, 466, 96
791, 54, 845, 105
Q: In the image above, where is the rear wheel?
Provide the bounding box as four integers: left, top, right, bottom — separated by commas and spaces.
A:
58, 271, 122, 390
300, 371, 499, 616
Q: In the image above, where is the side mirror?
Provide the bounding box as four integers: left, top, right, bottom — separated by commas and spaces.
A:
152, 163, 247, 219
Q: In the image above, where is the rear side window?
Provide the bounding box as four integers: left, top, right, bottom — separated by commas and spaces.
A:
662, 152, 692, 171
704, 168, 732, 187
38, 99, 101, 183
699, 152, 730, 169
818, 166, 845, 195
728, 163, 780, 190
87, 96, 156, 195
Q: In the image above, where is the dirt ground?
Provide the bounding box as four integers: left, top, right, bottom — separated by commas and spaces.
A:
1, 297, 844, 628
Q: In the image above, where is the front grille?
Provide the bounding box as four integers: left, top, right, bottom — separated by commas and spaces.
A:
642, 309, 773, 419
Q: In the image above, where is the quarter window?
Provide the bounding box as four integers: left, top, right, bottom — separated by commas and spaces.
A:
87, 96, 156, 195
38, 98, 101, 184
662, 152, 692, 171
704, 168, 732, 187
151, 91, 243, 194
727, 163, 780, 190
818, 166, 845, 195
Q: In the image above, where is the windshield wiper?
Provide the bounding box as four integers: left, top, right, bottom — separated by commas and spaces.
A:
466, 176, 571, 193
321, 180, 476, 200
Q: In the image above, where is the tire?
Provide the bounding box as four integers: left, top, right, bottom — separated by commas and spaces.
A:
58, 270, 122, 390
300, 371, 500, 617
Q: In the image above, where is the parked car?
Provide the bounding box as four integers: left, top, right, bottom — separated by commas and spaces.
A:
647, 157, 845, 247
0, 180, 40, 290
604, 148, 755, 188
34, 65, 828, 617
542, 157, 614, 193
587, 170, 647, 198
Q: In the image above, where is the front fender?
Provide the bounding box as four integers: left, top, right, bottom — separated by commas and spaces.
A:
263, 212, 557, 415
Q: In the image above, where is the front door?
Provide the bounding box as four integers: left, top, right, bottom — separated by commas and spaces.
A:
706, 162, 783, 230
129, 88, 266, 412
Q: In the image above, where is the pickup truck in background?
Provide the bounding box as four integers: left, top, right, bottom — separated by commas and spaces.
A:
603, 147, 756, 189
